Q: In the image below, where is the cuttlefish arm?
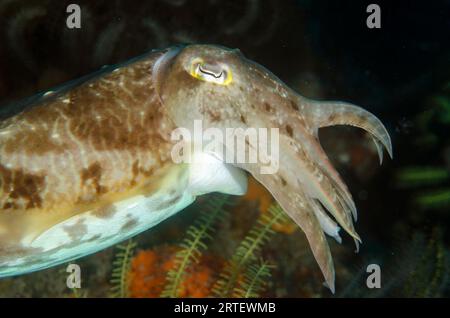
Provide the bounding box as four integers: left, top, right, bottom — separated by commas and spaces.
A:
298, 98, 393, 223
239, 158, 336, 293
237, 106, 391, 292
303, 98, 393, 163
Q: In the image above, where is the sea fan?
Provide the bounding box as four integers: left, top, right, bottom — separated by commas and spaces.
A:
161, 194, 229, 298
110, 239, 136, 298
233, 259, 274, 298
213, 204, 288, 297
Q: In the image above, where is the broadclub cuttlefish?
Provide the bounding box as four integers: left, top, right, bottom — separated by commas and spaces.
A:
0, 44, 392, 293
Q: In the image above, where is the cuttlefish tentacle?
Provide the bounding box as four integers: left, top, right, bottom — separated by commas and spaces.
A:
278, 134, 361, 243
241, 163, 336, 294
277, 96, 394, 252
235, 130, 356, 293
287, 97, 393, 224
300, 138, 358, 221
252, 101, 361, 246
277, 99, 384, 249
261, 98, 359, 225
303, 99, 393, 161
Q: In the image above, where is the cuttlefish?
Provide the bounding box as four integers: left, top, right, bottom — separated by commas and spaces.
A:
0, 44, 392, 292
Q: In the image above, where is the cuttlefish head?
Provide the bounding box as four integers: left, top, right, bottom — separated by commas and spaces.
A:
154, 44, 393, 293
153, 44, 303, 131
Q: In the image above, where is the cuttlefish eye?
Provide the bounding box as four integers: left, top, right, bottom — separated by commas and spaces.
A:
189, 58, 232, 85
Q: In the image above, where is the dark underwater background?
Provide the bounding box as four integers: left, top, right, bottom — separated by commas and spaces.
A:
0, 0, 449, 297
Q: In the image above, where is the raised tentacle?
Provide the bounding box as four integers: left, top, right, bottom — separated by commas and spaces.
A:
303, 99, 393, 160
371, 136, 385, 165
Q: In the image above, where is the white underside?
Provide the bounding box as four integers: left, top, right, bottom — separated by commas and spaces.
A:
0, 152, 248, 278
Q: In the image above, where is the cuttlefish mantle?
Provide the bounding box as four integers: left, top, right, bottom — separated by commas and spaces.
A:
0, 44, 391, 293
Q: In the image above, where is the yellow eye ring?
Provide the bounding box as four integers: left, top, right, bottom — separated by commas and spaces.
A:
189, 58, 233, 86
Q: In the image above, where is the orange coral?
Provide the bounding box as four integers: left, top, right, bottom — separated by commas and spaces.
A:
242, 176, 273, 214
176, 262, 217, 298
128, 246, 222, 298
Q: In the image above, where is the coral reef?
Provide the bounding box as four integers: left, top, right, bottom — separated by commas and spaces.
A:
105, 192, 294, 298
129, 247, 221, 298
212, 204, 288, 297
161, 195, 229, 297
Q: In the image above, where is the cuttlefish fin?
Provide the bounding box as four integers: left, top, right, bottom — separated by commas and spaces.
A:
303, 99, 393, 161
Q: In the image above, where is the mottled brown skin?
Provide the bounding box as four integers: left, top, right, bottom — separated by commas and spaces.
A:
0, 48, 177, 245
1, 50, 175, 206
0, 44, 391, 291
